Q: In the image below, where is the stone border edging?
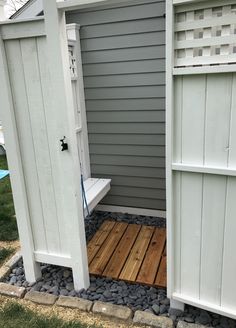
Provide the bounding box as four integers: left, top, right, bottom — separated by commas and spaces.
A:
0, 252, 210, 328
0, 251, 21, 282
0, 284, 211, 328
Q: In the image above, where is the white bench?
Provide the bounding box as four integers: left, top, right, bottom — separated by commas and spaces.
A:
83, 178, 111, 213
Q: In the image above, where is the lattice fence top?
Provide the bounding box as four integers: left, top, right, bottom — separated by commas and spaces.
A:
68, 44, 77, 80
175, 2, 236, 68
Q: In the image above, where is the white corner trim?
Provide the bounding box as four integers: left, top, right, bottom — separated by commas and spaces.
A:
95, 204, 166, 218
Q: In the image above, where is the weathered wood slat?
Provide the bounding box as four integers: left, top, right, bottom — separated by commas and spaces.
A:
89, 222, 128, 275
87, 220, 116, 264
155, 250, 167, 288
119, 225, 155, 282
103, 224, 141, 279
136, 228, 166, 285
87, 221, 167, 287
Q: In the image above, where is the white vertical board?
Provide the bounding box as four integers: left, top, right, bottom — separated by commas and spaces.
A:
5, 39, 48, 253
173, 76, 183, 163
221, 176, 236, 311
20, 37, 61, 254
221, 74, 236, 312
36, 36, 71, 255
173, 171, 181, 294
180, 172, 202, 298
200, 175, 227, 305
204, 74, 232, 167
181, 75, 206, 165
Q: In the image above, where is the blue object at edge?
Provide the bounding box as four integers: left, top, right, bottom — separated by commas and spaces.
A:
0, 170, 9, 180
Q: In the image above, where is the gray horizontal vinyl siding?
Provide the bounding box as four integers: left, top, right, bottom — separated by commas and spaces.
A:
66, 0, 166, 211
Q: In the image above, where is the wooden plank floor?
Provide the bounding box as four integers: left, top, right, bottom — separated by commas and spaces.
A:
87, 220, 167, 288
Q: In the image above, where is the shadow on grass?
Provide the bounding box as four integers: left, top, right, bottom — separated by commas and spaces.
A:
0, 302, 100, 328
0, 155, 18, 241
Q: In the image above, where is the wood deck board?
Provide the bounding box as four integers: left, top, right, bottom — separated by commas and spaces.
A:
136, 227, 166, 285
87, 220, 167, 288
103, 223, 142, 279
155, 245, 167, 288
89, 222, 128, 275
119, 225, 155, 282
87, 220, 116, 264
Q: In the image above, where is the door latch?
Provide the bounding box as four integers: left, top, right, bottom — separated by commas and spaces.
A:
60, 136, 68, 151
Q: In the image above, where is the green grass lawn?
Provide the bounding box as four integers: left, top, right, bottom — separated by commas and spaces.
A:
0, 248, 14, 266
0, 302, 99, 328
0, 155, 18, 241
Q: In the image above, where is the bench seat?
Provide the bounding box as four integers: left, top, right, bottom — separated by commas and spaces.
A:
83, 178, 111, 213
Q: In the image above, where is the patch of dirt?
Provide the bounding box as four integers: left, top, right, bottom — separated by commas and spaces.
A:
0, 295, 140, 328
0, 240, 20, 251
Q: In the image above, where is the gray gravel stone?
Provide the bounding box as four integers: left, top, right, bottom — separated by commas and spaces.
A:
177, 321, 212, 328
63, 270, 71, 279
169, 308, 184, 317
9, 276, 17, 284
60, 289, 69, 296
152, 304, 160, 315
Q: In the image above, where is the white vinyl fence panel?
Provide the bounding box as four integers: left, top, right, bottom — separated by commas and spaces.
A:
0, 14, 89, 290
167, 0, 236, 320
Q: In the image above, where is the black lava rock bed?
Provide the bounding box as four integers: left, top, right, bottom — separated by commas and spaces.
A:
4, 211, 236, 327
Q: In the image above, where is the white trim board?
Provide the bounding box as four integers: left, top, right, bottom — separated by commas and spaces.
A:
95, 204, 166, 218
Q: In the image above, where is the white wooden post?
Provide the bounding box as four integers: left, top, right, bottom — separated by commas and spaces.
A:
67, 23, 91, 180
0, 33, 41, 283
43, 0, 90, 290
166, 0, 185, 312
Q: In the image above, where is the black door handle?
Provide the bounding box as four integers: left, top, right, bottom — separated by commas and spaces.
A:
60, 136, 68, 151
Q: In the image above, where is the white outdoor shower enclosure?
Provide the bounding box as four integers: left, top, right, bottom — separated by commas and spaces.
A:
1, 0, 236, 321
